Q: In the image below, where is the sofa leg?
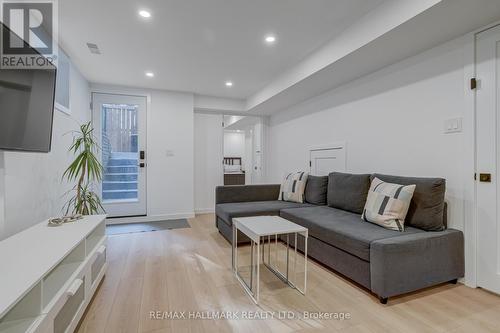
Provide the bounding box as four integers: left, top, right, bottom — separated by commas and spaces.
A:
379, 296, 388, 304
450, 279, 458, 284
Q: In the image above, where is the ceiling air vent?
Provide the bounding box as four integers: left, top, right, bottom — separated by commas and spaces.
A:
86, 43, 101, 55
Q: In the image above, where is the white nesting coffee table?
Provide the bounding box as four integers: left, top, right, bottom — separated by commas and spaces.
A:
232, 215, 308, 304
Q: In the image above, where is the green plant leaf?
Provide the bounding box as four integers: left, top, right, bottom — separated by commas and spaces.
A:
62, 121, 105, 215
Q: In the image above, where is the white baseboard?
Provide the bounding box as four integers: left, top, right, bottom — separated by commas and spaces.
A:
106, 212, 195, 225
195, 208, 214, 214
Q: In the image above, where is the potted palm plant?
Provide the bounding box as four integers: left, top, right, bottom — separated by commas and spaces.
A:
63, 121, 104, 215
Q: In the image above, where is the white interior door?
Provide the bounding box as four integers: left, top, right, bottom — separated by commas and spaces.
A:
309, 145, 346, 176
476, 24, 500, 295
92, 93, 147, 218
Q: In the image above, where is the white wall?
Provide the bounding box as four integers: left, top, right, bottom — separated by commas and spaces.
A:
224, 131, 245, 159
0, 65, 91, 240
91, 84, 195, 220
148, 91, 194, 218
194, 113, 223, 213
266, 35, 469, 231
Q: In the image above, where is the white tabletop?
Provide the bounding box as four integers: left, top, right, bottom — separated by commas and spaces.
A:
233, 216, 307, 243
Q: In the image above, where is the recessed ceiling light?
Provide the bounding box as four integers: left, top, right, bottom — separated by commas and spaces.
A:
145, 71, 154, 77
225, 81, 233, 87
139, 10, 151, 18
265, 35, 276, 44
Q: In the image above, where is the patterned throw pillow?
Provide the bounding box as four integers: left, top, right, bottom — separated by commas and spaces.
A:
362, 178, 416, 231
278, 172, 309, 203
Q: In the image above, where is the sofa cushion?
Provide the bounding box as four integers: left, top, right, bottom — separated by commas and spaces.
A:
280, 206, 424, 261
372, 174, 446, 231
362, 177, 416, 231
279, 171, 309, 203
216, 200, 312, 226
305, 175, 328, 205
328, 172, 371, 214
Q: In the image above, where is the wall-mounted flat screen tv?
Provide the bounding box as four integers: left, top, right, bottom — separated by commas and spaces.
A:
0, 23, 57, 153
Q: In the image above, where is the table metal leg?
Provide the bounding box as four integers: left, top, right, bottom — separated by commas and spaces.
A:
286, 234, 290, 281
234, 225, 238, 273
304, 231, 308, 294
267, 235, 271, 265
256, 236, 260, 303
294, 232, 298, 286
274, 234, 278, 263
234, 229, 308, 304
250, 240, 254, 290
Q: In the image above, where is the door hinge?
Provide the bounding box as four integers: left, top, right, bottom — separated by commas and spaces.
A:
309, 160, 312, 167
90, 101, 93, 109
474, 173, 477, 181
470, 78, 477, 90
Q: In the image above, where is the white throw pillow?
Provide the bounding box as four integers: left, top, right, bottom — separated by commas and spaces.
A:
362, 177, 416, 231
278, 172, 309, 203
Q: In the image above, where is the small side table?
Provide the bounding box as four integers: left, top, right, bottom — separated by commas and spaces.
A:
232, 215, 308, 304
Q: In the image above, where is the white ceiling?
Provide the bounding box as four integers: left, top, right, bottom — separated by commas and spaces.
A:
58, 0, 386, 99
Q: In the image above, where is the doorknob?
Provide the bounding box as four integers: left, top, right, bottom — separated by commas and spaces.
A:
479, 173, 492, 182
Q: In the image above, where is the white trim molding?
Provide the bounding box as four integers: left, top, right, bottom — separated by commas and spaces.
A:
195, 209, 215, 215
105, 213, 195, 225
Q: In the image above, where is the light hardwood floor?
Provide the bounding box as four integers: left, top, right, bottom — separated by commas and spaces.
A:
77, 214, 500, 333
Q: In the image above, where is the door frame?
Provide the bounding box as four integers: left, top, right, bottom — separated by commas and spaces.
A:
464, 20, 500, 288
90, 84, 151, 223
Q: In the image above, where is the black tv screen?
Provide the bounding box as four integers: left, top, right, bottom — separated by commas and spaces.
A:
0, 29, 56, 152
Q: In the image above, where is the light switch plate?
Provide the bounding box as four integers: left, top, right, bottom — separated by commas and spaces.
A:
444, 117, 463, 134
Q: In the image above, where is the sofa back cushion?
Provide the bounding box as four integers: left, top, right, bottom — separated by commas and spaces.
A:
372, 174, 446, 231
328, 172, 371, 214
305, 175, 328, 205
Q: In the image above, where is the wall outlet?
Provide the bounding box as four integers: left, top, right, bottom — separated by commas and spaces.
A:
444, 117, 463, 134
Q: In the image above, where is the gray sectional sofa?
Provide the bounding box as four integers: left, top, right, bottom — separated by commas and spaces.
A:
215, 172, 464, 304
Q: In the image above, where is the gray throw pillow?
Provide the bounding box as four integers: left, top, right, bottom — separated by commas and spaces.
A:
372, 174, 446, 231
328, 172, 371, 214
305, 175, 328, 205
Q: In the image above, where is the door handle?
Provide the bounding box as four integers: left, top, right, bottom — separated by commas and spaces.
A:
479, 173, 491, 182
140, 150, 145, 160
139, 162, 146, 168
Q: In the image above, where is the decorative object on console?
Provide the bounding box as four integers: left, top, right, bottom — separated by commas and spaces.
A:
48, 214, 83, 227
63, 122, 104, 215
362, 178, 416, 231
278, 171, 309, 203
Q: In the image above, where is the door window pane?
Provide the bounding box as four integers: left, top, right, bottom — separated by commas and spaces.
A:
101, 104, 139, 202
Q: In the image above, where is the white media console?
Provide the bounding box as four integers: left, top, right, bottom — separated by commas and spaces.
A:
0, 215, 107, 333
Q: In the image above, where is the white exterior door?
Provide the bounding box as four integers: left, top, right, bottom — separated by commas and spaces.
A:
92, 93, 147, 217
309, 145, 346, 176
476, 24, 500, 295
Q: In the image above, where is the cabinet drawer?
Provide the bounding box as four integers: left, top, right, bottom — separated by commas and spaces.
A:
91, 245, 106, 285
53, 277, 85, 333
